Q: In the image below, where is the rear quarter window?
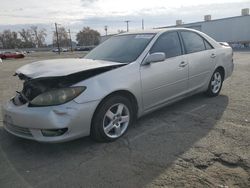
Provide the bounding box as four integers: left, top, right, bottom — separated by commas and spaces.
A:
204, 40, 213, 50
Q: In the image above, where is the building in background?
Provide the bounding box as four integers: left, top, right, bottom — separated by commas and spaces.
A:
157, 8, 250, 48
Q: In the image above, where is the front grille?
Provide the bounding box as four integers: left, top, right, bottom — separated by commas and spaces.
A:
4, 122, 33, 138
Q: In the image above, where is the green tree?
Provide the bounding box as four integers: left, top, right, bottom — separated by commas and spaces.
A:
76, 27, 100, 46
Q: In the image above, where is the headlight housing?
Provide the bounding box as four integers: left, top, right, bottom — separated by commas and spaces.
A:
29, 86, 86, 107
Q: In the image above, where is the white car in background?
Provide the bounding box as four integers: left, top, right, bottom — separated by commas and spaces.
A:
2, 28, 234, 143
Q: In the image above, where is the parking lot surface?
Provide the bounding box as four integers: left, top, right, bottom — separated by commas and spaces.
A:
0, 51, 250, 188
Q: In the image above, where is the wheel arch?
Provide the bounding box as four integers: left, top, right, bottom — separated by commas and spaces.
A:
91, 90, 139, 127
215, 66, 225, 81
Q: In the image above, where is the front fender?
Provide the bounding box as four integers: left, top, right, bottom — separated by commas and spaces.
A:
73, 62, 142, 111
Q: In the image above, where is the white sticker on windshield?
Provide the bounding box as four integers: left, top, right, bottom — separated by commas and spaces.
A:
135, 34, 154, 39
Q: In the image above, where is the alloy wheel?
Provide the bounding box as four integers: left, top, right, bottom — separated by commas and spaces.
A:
211, 72, 222, 94
102, 103, 130, 138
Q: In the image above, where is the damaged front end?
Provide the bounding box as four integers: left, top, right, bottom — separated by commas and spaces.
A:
13, 65, 125, 107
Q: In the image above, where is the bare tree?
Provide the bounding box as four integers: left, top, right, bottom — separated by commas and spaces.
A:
0, 27, 47, 49
19, 29, 35, 48
30, 26, 47, 48
53, 27, 69, 47
76, 27, 100, 46
0, 30, 22, 49
0, 33, 3, 48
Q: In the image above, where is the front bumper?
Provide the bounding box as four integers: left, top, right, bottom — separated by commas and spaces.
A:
2, 99, 100, 143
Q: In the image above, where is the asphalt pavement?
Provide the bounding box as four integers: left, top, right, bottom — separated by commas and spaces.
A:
0, 51, 249, 188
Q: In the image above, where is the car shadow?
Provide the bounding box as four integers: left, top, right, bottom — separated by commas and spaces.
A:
0, 94, 228, 188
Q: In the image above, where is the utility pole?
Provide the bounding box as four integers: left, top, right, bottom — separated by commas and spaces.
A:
55, 23, 60, 54
68, 29, 73, 52
124, 20, 130, 32
142, 19, 144, 30
104, 25, 108, 36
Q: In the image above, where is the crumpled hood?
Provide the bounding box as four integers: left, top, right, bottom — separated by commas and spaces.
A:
16, 58, 125, 79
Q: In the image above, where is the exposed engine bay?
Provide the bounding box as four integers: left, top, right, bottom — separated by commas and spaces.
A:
13, 64, 125, 106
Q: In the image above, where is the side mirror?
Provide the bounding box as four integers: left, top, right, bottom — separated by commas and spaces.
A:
143, 52, 166, 65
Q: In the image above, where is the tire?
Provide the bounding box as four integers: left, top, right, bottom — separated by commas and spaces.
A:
91, 95, 134, 142
205, 69, 223, 97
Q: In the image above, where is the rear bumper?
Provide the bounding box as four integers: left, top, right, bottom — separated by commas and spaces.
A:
2, 99, 99, 143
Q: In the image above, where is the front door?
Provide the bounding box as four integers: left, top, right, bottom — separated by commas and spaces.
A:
140, 31, 189, 111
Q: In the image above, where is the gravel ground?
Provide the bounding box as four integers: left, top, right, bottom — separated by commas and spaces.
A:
0, 51, 249, 188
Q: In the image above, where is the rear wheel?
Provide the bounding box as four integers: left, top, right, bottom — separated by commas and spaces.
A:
91, 95, 134, 142
206, 70, 223, 97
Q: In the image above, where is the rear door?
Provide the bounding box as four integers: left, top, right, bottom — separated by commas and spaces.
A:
180, 31, 216, 91
140, 31, 188, 110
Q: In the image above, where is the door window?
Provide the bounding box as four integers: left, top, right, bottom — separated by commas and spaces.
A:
181, 31, 206, 53
150, 32, 182, 58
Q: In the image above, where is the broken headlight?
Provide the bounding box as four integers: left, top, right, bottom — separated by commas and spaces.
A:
29, 86, 86, 107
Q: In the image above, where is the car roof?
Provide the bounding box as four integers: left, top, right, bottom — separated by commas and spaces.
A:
116, 27, 220, 48
117, 27, 198, 36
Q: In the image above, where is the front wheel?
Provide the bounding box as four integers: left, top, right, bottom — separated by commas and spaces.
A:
205, 70, 223, 97
91, 95, 134, 142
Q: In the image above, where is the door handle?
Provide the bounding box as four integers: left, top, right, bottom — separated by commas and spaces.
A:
211, 53, 216, 58
179, 61, 188, 68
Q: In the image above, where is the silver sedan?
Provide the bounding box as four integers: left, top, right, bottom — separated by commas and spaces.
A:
2, 28, 234, 142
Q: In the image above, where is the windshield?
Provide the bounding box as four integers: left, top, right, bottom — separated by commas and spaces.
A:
84, 34, 155, 63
